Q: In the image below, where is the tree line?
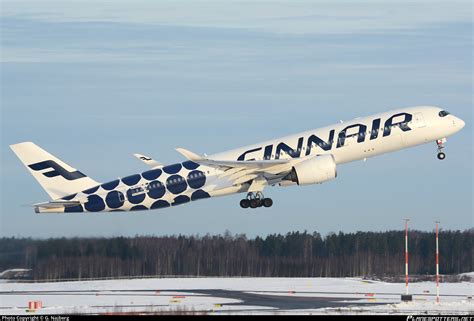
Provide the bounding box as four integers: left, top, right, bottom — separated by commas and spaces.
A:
0, 230, 471, 281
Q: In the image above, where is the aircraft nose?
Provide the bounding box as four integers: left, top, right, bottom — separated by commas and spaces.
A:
457, 117, 465, 129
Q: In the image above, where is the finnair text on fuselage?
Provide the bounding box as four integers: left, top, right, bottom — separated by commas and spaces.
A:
236, 112, 413, 162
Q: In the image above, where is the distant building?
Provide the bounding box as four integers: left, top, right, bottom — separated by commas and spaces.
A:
0, 269, 32, 280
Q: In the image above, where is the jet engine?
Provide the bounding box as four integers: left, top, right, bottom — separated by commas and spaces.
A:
284, 155, 337, 186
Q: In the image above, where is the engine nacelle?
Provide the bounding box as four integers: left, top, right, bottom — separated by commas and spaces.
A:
285, 155, 337, 186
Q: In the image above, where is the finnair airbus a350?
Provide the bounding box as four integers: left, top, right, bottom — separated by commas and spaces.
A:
11, 106, 465, 213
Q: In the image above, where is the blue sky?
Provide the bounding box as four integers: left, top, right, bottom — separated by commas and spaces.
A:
1, 0, 472, 238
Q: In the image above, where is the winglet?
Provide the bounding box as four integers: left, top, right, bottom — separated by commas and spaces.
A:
175, 148, 205, 162
133, 153, 163, 168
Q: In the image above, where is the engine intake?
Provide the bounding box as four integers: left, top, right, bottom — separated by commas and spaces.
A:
285, 155, 337, 185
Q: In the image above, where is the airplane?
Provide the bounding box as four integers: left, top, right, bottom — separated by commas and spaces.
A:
10, 106, 465, 213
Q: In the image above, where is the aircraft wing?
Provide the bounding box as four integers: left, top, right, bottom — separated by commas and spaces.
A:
176, 148, 296, 188
176, 148, 290, 170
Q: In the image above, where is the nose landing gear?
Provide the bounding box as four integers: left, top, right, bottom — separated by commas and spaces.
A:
240, 192, 273, 209
436, 138, 447, 160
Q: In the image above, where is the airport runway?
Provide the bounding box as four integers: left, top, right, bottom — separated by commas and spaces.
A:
0, 288, 384, 314
181, 289, 382, 310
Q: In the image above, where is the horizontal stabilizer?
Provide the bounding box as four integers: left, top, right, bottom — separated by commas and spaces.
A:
32, 201, 81, 208
133, 153, 163, 168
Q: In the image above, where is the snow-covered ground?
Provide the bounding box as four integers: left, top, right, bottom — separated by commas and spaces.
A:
0, 277, 472, 315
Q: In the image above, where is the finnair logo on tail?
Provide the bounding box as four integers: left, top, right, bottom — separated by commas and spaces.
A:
28, 160, 86, 180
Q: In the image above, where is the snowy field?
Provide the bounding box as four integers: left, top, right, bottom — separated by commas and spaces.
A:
0, 277, 472, 315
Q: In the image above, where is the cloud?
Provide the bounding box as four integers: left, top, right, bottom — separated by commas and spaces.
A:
2, 0, 471, 35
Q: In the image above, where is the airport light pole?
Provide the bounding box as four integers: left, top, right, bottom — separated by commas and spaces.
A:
435, 221, 440, 304
405, 218, 409, 295
401, 219, 412, 301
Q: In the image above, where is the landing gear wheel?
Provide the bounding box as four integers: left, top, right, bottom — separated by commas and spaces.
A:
436, 138, 446, 161
242, 192, 274, 209
263, 198, 273, 208
240, 199, 250, 208
250, 199, 259, 209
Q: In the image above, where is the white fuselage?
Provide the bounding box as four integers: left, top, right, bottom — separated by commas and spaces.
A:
213, 106, 462, 165
33, 105, 465, 213
205, 106, 464, 193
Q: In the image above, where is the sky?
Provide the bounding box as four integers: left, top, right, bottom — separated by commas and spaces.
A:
1, 0, 472, 238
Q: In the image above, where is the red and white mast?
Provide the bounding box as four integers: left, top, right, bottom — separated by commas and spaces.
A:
436, 221, 440, 303
404, 218, 410, 296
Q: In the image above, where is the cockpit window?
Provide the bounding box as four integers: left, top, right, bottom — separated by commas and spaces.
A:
439, 110, 450, 117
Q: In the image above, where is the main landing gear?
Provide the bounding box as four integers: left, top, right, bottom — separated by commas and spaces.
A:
240, 192, 273, 209
436, 138, 447, 160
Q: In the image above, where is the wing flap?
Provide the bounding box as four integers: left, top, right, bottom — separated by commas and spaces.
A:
233, 174, 259, 185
